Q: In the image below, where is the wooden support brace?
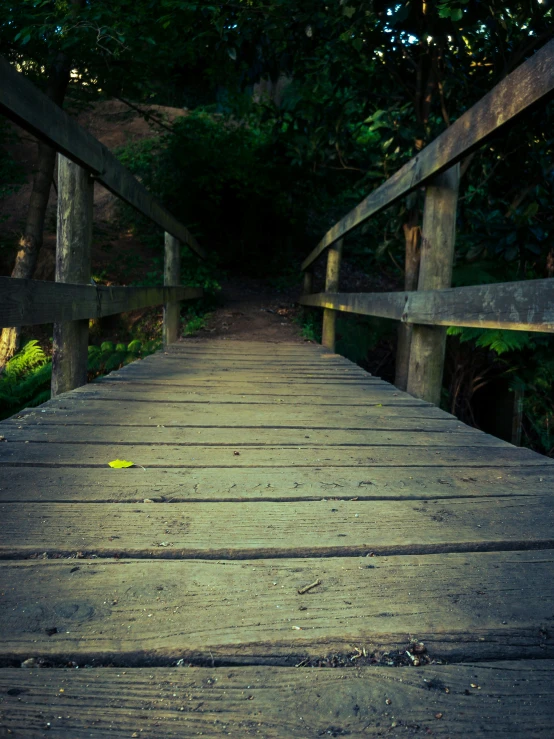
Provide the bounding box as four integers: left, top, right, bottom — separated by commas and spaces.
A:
407, 165, 459, 406
51, 155, 93, 397
321, 239, 343, 351
163, 233, 181, 346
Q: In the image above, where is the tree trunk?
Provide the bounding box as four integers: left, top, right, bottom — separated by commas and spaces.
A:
0, 52, 71, 370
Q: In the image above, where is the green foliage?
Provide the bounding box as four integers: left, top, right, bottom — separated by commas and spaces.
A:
336, 315, 395, 366
87, 339, 160, 377
0, 341, 51, 419
446, 327, 535, 356
296, 311, 321, 343
0, 339, 161, 420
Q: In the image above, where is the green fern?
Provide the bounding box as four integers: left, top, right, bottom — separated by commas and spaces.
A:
447, 326, 534, 356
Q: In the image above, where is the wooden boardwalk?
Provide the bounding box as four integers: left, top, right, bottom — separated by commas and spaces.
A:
1, 339, 554, 737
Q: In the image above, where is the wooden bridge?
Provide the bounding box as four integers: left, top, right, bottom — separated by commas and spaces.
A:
1, 42, 554, 737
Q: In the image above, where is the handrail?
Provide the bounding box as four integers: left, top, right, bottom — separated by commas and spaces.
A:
0, 278, 203, 329
301, 39, 554, 271
299, 279, 554, 333
0, 56, 205, 259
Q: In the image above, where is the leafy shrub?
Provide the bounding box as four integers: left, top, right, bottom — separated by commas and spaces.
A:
0, 339, 161, 420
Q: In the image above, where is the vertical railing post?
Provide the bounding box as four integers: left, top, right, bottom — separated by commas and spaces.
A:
321, 239, 343, 351
407, 164, 459, 405
302, 269, 313, 296
163, 232, 181, 347
394, 201, 420, 391
51, 155, 93, 397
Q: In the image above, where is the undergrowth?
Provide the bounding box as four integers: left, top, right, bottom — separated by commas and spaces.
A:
0, 339, 161, 421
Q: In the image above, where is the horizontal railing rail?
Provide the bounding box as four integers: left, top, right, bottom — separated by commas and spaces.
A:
0, 56, 207, 396
0, 57, 204, 258
299, 39, 554, 409
0, 278, 203, 329
299, 279, 554, 333
301, 39, 554, 271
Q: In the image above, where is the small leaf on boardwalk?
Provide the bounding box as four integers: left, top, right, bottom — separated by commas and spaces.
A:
108, 459, 134, 469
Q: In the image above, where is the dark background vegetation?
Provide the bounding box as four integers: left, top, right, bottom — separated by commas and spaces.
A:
0, 0, 553, 452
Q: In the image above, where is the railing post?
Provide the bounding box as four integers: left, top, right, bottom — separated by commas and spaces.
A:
407, 164, 459, 405
51, 155, 93, 397
321, 239, 343, 351
163, 232, 181, 346
394, 203, 420, 391
302, 269, 313, 296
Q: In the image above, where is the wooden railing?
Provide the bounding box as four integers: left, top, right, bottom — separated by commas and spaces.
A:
299, 39, 554, 407
0, 56, 205, 396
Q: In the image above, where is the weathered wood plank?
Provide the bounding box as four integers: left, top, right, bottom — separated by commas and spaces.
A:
2, 496, 553, 559
68, 386, 429, 406
0, 465, 550, 503
301, 39, 554, 268
3, 661, 554, 738
0, 56, 205, 257
0, 278, 202, 328
0, 551, 553, 664
299, 278, 554, 332
8, 400, 487, 426
0, 425, 504, 448
1, 662, 553, 738
0, 440, 546, 467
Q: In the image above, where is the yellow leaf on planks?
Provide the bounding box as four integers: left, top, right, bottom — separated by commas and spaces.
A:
108, 459, 135, 469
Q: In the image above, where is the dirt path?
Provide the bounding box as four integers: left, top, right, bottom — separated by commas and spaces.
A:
190, 276, 309, 344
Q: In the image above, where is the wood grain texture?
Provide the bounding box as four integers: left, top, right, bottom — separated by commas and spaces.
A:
0, 551, 553, 664
301, 39, 554, 268
0, 465, 550, 503
2, 496, 553, 558
0, 424, 504, 447
1, 661, 553, 738
0, 440, 542, 467
322, 239, 342, 351
0, 56, 204, 257
0, 278, 202, 328
51, 156, 93, 397
163, 233, 181, 347
299, 278, 554, 332
407, 166, 460, 405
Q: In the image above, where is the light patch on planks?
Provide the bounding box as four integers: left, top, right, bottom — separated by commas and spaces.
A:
0, 551, 553, 664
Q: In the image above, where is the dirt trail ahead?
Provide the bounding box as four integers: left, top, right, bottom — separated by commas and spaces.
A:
191, 277, 309, 344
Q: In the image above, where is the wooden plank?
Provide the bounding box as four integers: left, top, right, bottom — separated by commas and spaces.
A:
301, 39, 554, 268
0, 465, 550, 503
0, 551, 553, 663
0, 425, 504, 448
408, 165, 460, 405
68, 386, 429, 406
1, 661, 553, 737
0, 56, 205, 258
299, 277, 554, 332
0, 440, 546, 467
51, 155, 93, 397
0, 278, 202, 328
9, 400, 484, 425
2, 496, 553, 558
